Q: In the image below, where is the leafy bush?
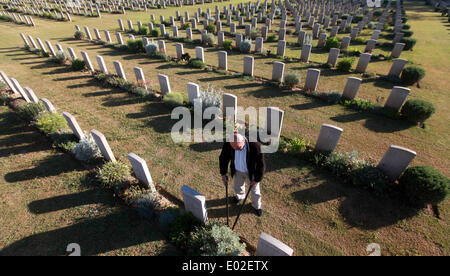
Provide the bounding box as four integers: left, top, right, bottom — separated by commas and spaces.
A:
353, 37, 366, 45
402, 30, 413, 37
198, 84, 222, 113
203, 33, 215, 47
346, 48, 361, 56
50, 129, 77, 152
0, 91, 12, 105
188, 58, 206, 69
51, 50, 68, 65
137, 26, 148, 35
401, 99, 435, 123
188, 222, 246, 256
336, 57, 354, 72
145, 42, 158, 56
284, 71, 300, 88
400, 166, 449, 206
401, 66, 426, 85
134, 192, 160, 219
401, 37, 417, 50
71, 59, 86, 71
151, 29, 160, 37
163, 92, 185, 107
322, 151, 359, 178
342, 98, 375, 111
266, 34, 277, 42
35, 113, 68, 135
285, 138, 310, 154
74, 30, 85, 40
206, 23, 216, 34
74, 134, 101, 162
222, 39, 233, 50
351, 164, 390, 195
97, 161, 131, 189
239, 39, 252, 53
16, 102, 46, 122
168, 212, 203, 251
367, 22, 375, 29
402, 24, 411, 30
325, 36, 340, 50
313, 91, 342, 104
353, 15, 364, 23
154, 51, 168, 60
127, 39, 145, 53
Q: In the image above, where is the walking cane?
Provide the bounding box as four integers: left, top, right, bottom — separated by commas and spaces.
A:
232, 185, 253, 230
225, 180, 229, 226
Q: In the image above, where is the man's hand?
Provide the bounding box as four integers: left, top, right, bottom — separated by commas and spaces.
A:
222, 175, 228, 186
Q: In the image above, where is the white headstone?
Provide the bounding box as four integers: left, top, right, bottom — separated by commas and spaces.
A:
90, 129, 116, 162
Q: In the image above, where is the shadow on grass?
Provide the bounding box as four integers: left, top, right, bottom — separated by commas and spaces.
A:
330, 112, 414, 133
4, 153, 87, 182
0, 208, 180, 256
206, 199, 256, 219
246, 86, 297, 98
189, 141, 223, 152
290, 100, 331, 110
53, 75, 93, 82
291, 167, 420, 230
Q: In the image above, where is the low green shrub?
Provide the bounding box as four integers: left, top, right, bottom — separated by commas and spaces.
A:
401, 66, 426, 85
151, 29, 160, 37
402, 24, 411, 30
71, 59, 86, 71
400, 166, 449, 207
336, 57, 354, 72
342, 98, 375, 111
168, 212, 203, 251
127, 39, 145, 53
206, 23, 216, 34
353, 37, 366, 45
266, 34, 277, 42
284, 71, 300, 88
50, 129, 77, 152
222, 40, 233, 50
203, 33, 215, 47
351, 164, 390, 195
35, 113, 68, 135
401, 99, 435, 123
97, 161, 131, 189
239, 39, 252, 53
188, 222, 246, 256
401, 37, 417, 50
325, 36, 340, 50
163, 92, 185, 107
188, 58, 206, 69
158, 207, 180, 233
402, 30, 414, 37
74, 30, 85, 40
16, 102, 46, 122
137, 26, 148, 35
145, 42, 158, 56
74, 134, 101, 162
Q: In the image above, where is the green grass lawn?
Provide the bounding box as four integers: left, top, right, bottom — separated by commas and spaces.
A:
0, 0, 448, 255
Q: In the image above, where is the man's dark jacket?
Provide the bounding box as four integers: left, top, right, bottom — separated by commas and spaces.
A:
219, 140, 266, 183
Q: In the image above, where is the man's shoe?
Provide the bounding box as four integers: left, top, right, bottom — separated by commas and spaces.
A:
255, 209, 263, 217
232, 196, 241, 204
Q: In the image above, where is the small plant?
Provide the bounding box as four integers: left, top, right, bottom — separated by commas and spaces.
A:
325, 36, 340, 50
50, 129, 77, 152
159, 207, 180, 233
188, 58, 206, 69
145, 42, 158, 56
151, 29, 160, 37
198, 84, 222, 113
401, 66, 426, 85
163, 92, 185, 107
137, 26, 149, 35
168, 212, 203, 251
342, 98, 375, 111
286, 138, 310, 154
188, 222, 246, 256
203, 33, 215, 47
401, 99, 435, 124
346, 47, 361, 56
71, 59, 86, 71
206, 23, 216, 34
402, 30, 414, 37
74, 134, 101, 162
16, 102, 46, 122
336, 57, 354, 72
35, 113, 68, 135
74, 30, 85, 40
51, 50, 68, 65
353, 37, 366, 45
400, 166, 449, 207
134, 192, 161, 219
401, 37, 417, 50
222, 39, 233, 50
266, 34, 277, 42
284, 71, 300, 88
97, 161, 131, 189
239, 39, 252, 53
127, 39, 145, 53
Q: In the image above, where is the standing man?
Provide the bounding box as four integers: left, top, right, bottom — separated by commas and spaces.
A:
219, 133, 266, 217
